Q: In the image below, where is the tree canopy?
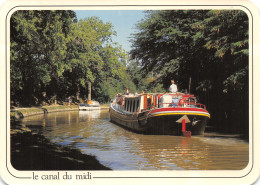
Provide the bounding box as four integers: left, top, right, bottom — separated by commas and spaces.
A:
129, 10, 249, 134
10, 10, 134, 105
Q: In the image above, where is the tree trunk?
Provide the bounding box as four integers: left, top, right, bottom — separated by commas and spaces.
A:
88, 82, 91, 101
76, 83, 80, 100
23, 77, 34, 106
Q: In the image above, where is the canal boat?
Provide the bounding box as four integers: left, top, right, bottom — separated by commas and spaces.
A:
109, 91, 210, 136
79, 100, 100, 111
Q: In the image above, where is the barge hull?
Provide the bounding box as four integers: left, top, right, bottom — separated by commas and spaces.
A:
110, 107, 209, 136
145, 114, 209, 135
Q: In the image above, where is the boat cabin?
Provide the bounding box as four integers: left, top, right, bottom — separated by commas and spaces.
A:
115, 92, 205, 114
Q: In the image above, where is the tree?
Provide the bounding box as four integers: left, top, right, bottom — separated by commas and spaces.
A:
130, 10, 249, 134
10, 10, 77, 105
11, 11, 136, 105
65, 17, 131, 103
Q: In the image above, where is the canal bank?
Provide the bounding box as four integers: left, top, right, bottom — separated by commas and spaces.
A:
10, 105, 111, 170
11, 104, 109, 121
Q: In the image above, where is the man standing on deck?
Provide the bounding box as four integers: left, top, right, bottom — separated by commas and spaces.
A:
169, 80, 178, 93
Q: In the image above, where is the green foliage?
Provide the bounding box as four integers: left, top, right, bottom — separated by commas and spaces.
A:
130, 10, 249, 134
65, 17, 132, 103
11, 10, 135, 105
11, 10, 78, 105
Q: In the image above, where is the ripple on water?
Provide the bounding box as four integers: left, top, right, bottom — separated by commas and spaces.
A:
23, 110, 249, 170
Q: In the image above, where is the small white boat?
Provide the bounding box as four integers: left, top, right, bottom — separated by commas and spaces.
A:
79, 100, 100, 111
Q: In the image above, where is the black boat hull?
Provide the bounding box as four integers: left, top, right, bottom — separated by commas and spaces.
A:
109, 107, 209, 136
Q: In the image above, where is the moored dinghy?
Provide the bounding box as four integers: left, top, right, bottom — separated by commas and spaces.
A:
109, 90, 210, 136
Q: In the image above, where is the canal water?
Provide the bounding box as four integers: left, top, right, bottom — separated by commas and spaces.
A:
22, 110, 249, 170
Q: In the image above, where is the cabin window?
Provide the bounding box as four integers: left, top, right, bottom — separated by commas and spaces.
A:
125, 100, 127, 111
125, 100, 128, 111
171, 98, 179, 107
147, 98, 151, 110
129, 101, 132, 112
127, 100, 129, 111
132, 101, 136, 112
124, 99, 140, 112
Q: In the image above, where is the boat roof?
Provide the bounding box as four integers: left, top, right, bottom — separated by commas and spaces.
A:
120, 92, 195, 98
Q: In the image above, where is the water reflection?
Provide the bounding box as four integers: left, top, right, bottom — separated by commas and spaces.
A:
23, 110, 249, 170
79, 110, 101, 122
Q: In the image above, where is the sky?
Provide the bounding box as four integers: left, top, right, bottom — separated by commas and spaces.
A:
75, 10, 146, 53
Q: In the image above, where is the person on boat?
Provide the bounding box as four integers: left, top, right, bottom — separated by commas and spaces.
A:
169, 80, 178, 93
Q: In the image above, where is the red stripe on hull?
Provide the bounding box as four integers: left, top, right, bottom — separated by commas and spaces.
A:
150, 107, 209, 114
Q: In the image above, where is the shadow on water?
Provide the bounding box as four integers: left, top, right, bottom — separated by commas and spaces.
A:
11, 131, 111, 170
204, 134, 249, 142
205, 125, 249, 142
